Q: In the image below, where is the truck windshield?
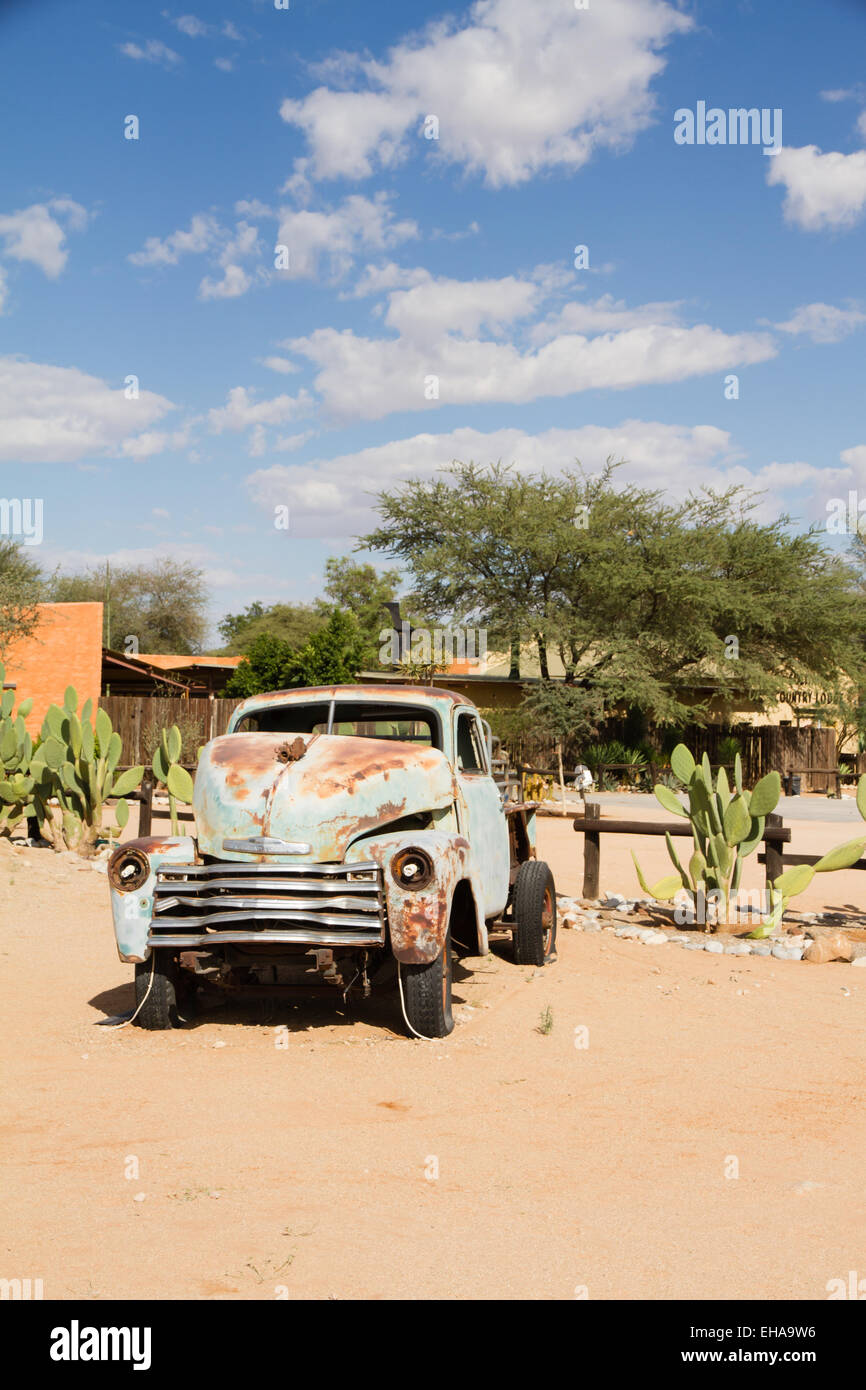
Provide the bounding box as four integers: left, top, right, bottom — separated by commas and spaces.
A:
235, 701, 441, 749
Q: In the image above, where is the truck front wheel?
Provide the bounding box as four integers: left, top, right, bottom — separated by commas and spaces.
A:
398, 935, 453, 1039
513, 860, 557, 966
133, 951, 190, 1030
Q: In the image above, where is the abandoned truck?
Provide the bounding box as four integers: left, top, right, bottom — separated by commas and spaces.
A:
107, 685, 556, 1038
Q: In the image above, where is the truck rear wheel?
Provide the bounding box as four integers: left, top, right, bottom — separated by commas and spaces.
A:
133, 951, 189, 1030
399, 935, 453, 1039
513, 860, 557, 966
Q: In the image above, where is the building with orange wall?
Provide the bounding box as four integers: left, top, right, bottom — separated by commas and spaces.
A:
2, 602, 103, 737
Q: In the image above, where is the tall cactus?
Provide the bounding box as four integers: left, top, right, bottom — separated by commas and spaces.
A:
151, 724, 194, 835
633, 743, 781, 928
30, 687, 144, 854
634, 742, 866, 934
0, 660, 36, 836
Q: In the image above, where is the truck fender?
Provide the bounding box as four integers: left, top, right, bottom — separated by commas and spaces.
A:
354, 829, 484, 964
107, 836, 197, 963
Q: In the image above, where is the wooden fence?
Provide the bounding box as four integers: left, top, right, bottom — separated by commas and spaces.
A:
99, 696, 241, 764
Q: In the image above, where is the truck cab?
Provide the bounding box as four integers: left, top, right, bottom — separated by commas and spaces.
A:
107, 685, 557, 1038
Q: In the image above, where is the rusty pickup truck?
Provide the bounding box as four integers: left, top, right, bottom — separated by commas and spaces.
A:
107, 685, 556, 1037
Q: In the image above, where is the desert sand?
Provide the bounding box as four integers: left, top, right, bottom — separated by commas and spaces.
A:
1, 813, 865, 1301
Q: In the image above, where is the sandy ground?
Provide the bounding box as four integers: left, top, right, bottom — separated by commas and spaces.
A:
2, 814, 865, 1303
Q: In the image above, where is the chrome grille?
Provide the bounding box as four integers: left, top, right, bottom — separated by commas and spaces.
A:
147, 860, 385, 947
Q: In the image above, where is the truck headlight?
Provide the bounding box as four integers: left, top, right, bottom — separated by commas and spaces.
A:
391, 847, 435, 891
108, 846, 150, 892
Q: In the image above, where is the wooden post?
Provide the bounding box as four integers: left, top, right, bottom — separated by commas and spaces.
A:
582, 801, 601, 900
764, 812, 784, 892
138, 769, 153, 837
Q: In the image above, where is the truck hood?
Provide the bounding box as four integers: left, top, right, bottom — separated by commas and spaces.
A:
194, 731, 455, 863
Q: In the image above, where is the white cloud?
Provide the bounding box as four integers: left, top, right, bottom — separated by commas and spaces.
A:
274, 430, 317, 453
276, 193, 418, 280
347, 261, 431, 297
119, 39, 182, 67
279, 0, 692, 187
129, 213, 220, 266
120, 422, 196, 459
245, 421, 740, 537
130, 214, 263, 299
858, 112, 866, 142
0, 356, 174, 463
383, 273, 540, 340
285, 286, 775, 421
199, 263, 252, 300
0, 266, 6, 314
529, 293, 684, 343
841, 444, 866, 474
0, 199, 88, 278
41, 540, 249, 592
771, 302, 866, 344
208, 385, 313, 435
766, 144, 866, 231
171, 14, 208, 38
261, 356, 300, 374
215, 58, 233, 72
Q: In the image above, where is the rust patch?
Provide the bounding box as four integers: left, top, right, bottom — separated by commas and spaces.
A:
125, 836, 186, 855
300, 737, 444, 798
209, 733, 288, 787
275, 736, 308, 764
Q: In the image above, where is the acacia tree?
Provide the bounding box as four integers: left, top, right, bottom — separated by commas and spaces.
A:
50, 558, 209, 653
319, 556, 401, 667
0, 540, 43, 659
362, 460, 865, 728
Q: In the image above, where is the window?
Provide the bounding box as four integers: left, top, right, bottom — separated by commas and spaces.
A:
456, 712, 487, 774
235, 701, 441, 749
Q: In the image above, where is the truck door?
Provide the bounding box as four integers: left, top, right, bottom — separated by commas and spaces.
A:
453, 709, 510, 920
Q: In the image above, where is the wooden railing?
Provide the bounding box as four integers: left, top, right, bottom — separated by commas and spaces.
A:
573, 803, 792, 900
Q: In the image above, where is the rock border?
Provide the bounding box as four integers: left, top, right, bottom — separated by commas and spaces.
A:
556, 892, 866, 966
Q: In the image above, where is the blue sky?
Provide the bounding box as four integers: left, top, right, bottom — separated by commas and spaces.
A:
2, 0, 866, 640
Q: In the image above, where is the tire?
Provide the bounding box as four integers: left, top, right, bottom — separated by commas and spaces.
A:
513, 860, 557, 966
133, 951, 191, 1030
399, 934, 453, 1039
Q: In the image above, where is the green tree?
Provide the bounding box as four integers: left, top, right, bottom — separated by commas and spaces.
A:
0, 540, 43, 659
217, 601, 323, 654
319, 556, 401, 666
285, 609, 365, 687
224, 632, 293, 699
224, 610, 364, 698
49, 558, 208, 653
363, 460, 865, 727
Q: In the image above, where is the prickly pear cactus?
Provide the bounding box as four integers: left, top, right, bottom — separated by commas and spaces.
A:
151, 724, 194, 836
30, 686, 144, 855
634, 742, 866, 935
0, 661, 36, 836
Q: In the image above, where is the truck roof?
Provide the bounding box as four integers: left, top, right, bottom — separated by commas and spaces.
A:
232, 684, 476, 715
